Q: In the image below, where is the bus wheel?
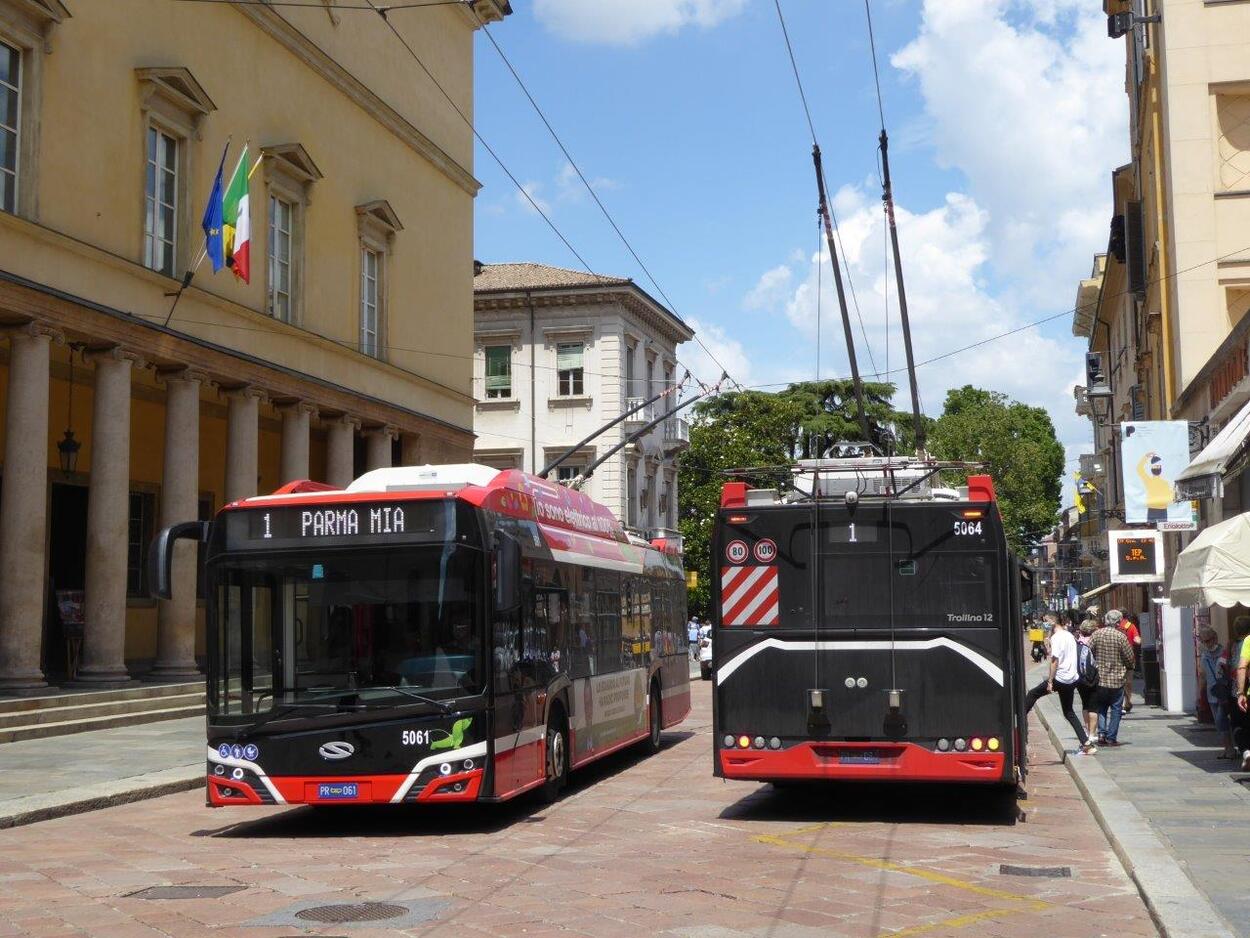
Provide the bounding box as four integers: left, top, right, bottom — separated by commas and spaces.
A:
539, 711, 569, 804
644, 679, 663, 754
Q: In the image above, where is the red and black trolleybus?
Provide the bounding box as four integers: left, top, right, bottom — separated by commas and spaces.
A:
711, 457, 1030, 790
152, 465, 691, 808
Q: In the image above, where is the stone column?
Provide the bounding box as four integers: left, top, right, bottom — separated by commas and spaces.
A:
77, 347, 143, 686
148, 369, 206, 681
0, 324, 60, 693
365, 425, 397, 472
279, 401, 315, 485
224, 387, 264, 504
401, 432, 422, 467
325, 415, 359, 488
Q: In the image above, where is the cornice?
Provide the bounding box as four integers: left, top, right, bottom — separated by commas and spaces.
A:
475, 285, 694, 344
234, 7, 480, 197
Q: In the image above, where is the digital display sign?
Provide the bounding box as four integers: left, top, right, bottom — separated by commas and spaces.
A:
222, 502, 450, 551
1108, 529, 1164, 583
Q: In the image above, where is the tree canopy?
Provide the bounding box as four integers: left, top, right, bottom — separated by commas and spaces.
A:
927, 385, 1065, 551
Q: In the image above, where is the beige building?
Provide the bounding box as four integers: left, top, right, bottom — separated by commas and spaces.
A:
0, 0, 507, 692
1073, 0, 1250, 709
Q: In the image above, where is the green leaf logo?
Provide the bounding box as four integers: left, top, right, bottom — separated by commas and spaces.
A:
431, 717, 473, 751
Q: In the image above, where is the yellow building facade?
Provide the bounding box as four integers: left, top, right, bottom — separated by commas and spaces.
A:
0, 0, 507, 692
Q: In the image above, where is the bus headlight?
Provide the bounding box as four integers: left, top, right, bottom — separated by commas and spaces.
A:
439, 763, 452, 776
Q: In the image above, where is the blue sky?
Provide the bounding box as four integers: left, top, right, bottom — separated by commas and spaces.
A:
471, 0, 1128, 484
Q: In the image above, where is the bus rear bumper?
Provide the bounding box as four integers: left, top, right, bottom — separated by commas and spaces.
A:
718, 741, 1007, 783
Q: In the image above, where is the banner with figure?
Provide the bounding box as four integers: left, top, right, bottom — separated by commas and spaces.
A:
1121, 421, 1190, 525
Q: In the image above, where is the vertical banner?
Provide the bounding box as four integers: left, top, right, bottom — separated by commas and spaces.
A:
1121, 421, 1190, 524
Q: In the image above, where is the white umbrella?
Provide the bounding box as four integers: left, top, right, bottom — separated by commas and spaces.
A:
1170, 511, 1250, 607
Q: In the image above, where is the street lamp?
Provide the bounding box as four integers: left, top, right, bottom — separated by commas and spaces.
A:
57, 346, 81, 473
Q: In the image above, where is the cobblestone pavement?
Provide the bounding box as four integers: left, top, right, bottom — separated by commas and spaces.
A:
0, 683, 1157, 938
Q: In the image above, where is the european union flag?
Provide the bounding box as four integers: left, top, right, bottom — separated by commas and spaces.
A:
201, 145, 228, 273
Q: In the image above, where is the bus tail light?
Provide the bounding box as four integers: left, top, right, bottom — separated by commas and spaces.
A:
953, 738, 968, 752
987, 737, 1000, 752
769, 737, 781, 750
737, 735, 751, 749
970, 738, 984, 752
753, 736, 765, 749
936, 738, 950, 752
723, 734, 735, 748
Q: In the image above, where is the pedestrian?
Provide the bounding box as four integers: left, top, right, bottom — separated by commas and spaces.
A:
1076, 619, 1100, 745
1117, 609, 1143, 713
1233, 616, 1250, 771
1197, 626, 1233, 760
687, 616, 700, 661
1024, 616, 1091, 752
1090, 610, 1136, 746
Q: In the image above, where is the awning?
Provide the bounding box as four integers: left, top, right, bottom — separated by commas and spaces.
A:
1175, 397, 1250, 500
1170, 511, 1250, 607
1079, 582, 1113, 603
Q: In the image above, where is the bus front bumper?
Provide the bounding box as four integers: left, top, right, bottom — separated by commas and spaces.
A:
718, 741, 1006, 783
206, 767, 484, 806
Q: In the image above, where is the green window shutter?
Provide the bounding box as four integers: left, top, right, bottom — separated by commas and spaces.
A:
485, 345, 511, 392
556, 342, 583, 370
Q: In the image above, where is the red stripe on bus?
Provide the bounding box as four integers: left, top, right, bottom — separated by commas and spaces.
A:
723, 568, 778, 624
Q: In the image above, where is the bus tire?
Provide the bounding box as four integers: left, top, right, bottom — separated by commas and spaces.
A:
644, 678, 663, 755
539, 708, 569, 804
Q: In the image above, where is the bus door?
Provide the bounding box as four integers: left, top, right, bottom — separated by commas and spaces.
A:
491, 584, 527, 796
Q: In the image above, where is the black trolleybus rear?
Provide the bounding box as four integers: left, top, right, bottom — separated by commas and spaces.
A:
710, 459, 1029, 789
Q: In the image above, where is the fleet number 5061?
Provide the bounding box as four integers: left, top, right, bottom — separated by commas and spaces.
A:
402, 729, 432, 746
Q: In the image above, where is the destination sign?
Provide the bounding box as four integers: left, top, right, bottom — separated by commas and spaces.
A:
220, 501, 452, 551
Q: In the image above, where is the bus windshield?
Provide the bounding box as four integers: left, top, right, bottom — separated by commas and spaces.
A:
208, 544, 483, 720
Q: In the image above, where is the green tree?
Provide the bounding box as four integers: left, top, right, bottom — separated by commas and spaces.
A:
928, 385, 1065, 551
678, 391, 803, 618
777, 379, 927, 457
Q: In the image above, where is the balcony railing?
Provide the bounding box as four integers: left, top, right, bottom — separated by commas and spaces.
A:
623, 397, 655, 430
663, 416, 690, 450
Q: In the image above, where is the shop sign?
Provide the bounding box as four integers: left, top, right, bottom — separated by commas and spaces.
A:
1108, 529, 1165, 584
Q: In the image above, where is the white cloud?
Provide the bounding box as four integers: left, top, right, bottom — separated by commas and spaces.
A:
743, 185, 1087, 449
891, 0, 1127, 306
554, 161, 619, 203
681, 317, 753, 391
534, 0, 749, 45
515, 181, 552, 215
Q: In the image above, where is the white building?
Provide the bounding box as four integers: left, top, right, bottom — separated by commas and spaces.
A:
472, 263, 695, 532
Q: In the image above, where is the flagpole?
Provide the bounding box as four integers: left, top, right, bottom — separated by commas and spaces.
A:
162, 245, 209, 327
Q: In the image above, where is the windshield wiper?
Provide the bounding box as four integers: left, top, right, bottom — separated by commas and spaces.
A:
380, 686, 453, 713
232, 690, 362, 739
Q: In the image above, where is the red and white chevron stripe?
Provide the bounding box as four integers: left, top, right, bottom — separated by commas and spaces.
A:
720, 565, 780, 627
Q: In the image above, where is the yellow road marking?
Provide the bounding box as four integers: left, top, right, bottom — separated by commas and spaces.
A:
755, 825, 1050, 936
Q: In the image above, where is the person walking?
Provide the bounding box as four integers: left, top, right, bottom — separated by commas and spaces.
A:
1117, 609, 1143, 713
1234, 618, 1250, 771
1091, 610, 1136, 746
1197, 626, 1233, 760
1024, 617, 1091, 752
1076, 619, 1100, 746
687, 616, 699, 661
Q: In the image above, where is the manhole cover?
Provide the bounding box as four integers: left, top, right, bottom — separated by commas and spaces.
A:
999, 864, 1071, 878
128, 885, 247, 899
294, 902, 409, 924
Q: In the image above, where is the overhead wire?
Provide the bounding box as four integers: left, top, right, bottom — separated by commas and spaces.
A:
471, 16, 741, 391
772, 0, 880, 378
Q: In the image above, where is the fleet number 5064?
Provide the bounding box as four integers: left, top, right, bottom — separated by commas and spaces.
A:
953, 520, 983, 536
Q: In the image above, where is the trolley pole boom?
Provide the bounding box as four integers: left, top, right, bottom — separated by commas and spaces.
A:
879, 130, 925, 454
812, 144, 873, 446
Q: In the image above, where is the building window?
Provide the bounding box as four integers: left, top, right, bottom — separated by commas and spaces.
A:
557, 342, 584, 396
624, 341, 636, 399
556, 464, 582, 485
1217, 93, 1250, 193
127, 492, 156, 597
626, 463, 638, 528
144, 126, 178, 276
267, 195, 293, 322
646, 358, 654, 396
0, 40, 18, 215
355, 199, 402, 362
360, 247, 380, 357
485, 345, 512, 399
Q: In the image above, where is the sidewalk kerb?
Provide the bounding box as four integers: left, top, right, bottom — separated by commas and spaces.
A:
1034, 690, 1236, 938
0, 765, 203, 830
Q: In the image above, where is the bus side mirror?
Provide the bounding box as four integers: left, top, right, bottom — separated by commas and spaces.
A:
1020, 566, 1036, 603
494, 531, 521, 614
149, 521, 210, 600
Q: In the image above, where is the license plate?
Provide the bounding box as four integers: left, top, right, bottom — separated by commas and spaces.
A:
839, 750, 881, 765
316, 782, 359, 800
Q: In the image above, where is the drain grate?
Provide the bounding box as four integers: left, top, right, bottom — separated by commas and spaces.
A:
294, 902, 409, 924
128, 885, 247, 900
999, 864, 1071, 878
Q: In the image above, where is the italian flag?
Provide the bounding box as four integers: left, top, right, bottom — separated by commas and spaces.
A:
222, 144, 251, 283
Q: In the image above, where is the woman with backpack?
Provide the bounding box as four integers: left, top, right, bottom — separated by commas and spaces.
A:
1076, 619, 1100, 752
1198, 626, 1234, 760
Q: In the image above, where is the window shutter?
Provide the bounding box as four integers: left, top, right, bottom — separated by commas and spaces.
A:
1125, 200, 1146, 298
557, 343, 583, 370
